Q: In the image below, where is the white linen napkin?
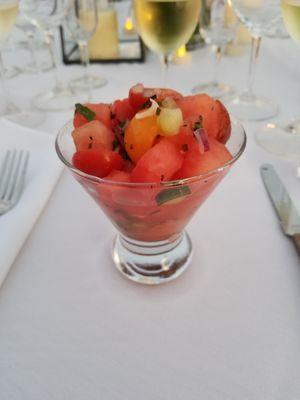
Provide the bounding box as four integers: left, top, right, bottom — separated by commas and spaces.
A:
0, 119, 63, 287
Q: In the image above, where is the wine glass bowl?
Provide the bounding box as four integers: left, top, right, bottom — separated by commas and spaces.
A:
231, 0, 281, 37
133, 0, 201, 84
20, 0, 88, 111
55, 119, 246, 285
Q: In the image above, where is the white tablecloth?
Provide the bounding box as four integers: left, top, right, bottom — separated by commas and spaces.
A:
1, 37, 300, 400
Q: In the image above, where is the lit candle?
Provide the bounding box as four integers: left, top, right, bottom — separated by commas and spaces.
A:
177, 45, 186, 58
172, 45, 192, 65
124, 16, 134, 33
88, 7, 119, 59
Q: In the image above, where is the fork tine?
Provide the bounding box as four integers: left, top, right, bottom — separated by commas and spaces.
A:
0, 150, 10, 191
10, 151, 29, 205
0, 150, 16, 199
4, 150, 24, 201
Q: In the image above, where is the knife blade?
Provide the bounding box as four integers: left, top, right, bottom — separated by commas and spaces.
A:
260, 164, 300, 255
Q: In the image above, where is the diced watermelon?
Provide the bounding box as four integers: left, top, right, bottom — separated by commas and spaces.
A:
73, 103, 111, 128
131, 138, 183, 183
111, 98, 135, 127
72, 120, 115, 152
168, 118, 205, 155
72, 146, 123, 178
128, 83, 183, 112
154, 88, 183, 102
104, 170, 131, 182
176, 94, 231, 143
174, 138, 233, 179
128, 83, 150, 111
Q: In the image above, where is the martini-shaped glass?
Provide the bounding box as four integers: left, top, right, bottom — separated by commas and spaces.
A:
56, 119, 246, 285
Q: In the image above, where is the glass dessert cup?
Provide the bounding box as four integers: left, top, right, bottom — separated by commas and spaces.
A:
55, 120, 246, 285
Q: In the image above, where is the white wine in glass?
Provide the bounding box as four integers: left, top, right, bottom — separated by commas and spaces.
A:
0, 1, 18, 40
282, 0, 300, 43
133, 0, 201, 84
256, 0, 300, 166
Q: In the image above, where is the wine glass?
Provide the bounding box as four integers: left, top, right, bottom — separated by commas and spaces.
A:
15, 12, 53, 74
224, 0, 281, 121
256, 0, 300, 169
0, 0, 44, 127
133, 0, 201, 85
20, 0, 88, 111
65, 0, 106, 91
192, 0, 235, 98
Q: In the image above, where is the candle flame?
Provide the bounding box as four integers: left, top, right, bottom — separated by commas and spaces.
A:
177, 45, 186, 58
125, 17, 133, 31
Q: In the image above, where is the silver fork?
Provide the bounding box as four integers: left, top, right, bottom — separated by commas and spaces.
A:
0, 150, 30, 215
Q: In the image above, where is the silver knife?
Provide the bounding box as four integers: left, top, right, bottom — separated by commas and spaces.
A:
260, 164, 300, 255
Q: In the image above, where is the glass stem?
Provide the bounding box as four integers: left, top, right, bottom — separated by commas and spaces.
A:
212, 45, 222, 84
244, 36, 261, 98
44, 29, 63, 91
160, 53, 170, 86
78, 40, 90, 81
0, 51, 16, 114
26, 29, 39, 73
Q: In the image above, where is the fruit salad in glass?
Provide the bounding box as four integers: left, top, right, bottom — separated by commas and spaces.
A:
56, 84, 246, 284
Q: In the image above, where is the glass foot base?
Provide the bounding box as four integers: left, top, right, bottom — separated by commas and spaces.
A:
192, 81, 234, 99
23, 60, 53, 74
4, 66, 21, 79
285, 119, 300, 134
112, 231, 192, 285
70, 74, 107, 92
33, 86, 89, 112
224, 93, 278, 121
3, 105, 45, 128
256, 121, 300, 159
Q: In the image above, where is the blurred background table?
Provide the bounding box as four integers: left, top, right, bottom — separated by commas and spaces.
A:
1, 36, 300, 400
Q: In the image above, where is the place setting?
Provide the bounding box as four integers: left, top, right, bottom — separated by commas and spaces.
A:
0, 0, 299, 284
1, 0, 300, 398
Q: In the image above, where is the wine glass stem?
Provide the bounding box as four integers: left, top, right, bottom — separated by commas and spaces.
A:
0, 51, 16, 114
26, 29, 39, 73
44, 29, 63, 91
78, 40, 90, 80
297, 164, 300, 178
245, 36, 261, 97
212, 45, 222, 84
160, 53, 170, 86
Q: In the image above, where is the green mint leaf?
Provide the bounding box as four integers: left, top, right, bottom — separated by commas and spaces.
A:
155, 186, 191, 206
75, 103, 96, 122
